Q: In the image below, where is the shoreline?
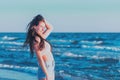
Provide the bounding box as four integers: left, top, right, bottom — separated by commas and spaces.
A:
0, 69, 37, 80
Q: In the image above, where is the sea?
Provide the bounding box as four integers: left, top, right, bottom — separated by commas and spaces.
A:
0, 32, 120, 80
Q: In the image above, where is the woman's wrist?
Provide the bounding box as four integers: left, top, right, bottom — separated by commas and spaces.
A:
44, 20, 53, 29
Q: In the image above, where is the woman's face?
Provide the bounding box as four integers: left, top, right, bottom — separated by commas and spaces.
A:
37, 21, 46, 33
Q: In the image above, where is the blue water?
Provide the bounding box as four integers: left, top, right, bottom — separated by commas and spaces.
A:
0, 32, 120, 80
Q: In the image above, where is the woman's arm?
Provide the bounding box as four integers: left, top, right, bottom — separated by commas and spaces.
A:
42, 20, 53, 39
33, 37, 49, 79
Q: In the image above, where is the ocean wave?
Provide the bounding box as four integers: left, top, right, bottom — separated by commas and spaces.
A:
81, 40, 103, 45
0, 41, 23, 45
90, 55, 119, 61
62, 52, 120, 62
2, 46, 30, 51
63, 52, 83, 58
0, 45, 29, 52
58, 70, 86, 80
89, 56, 119, 64
5, 47, 29, 52
88, 55, 119, 62
53, 44, 80, 48
0, 64, 37, 74
118, 70, 120, 73
81, 45, 120, 52
50, 39, 73, 42
2, 36, 19, 41
50, 39, 80, 45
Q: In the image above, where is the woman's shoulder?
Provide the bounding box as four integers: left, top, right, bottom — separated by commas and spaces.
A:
33, 36, 41, 50
35, 36, 41, 43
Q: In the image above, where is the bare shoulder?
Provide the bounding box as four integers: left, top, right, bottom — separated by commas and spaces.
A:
33, 36, 41, 51
35, 36, 41, 43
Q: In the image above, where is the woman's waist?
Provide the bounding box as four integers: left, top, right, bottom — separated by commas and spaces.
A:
41, 52, 54, 61
37, 60, 55, 70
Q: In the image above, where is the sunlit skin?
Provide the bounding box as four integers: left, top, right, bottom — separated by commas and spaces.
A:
42, 55, 48, 61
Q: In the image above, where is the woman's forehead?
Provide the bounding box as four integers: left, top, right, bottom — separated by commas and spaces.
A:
39, 21, 45, 25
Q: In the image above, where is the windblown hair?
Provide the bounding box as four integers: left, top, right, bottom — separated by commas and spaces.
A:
23, 14, 52, 58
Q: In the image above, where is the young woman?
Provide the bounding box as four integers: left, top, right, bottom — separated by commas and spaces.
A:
23, 14, 55, 80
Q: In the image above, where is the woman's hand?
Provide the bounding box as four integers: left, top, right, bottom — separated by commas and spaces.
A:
43, 19, 53, 30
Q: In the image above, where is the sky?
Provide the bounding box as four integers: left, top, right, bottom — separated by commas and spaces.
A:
0, 0, 120, 32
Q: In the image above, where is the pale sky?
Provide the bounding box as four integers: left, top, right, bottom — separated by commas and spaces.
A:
0, 0, 120, 32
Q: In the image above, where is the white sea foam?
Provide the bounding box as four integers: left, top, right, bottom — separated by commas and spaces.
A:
51, 39, 73, 42
53, 44, 71, 48
6, 48, 17, 51
91, 55, 106, 59
63, 52, 118, 60
2, 36, 17, 41
0, 41, 23, 45
0, 45, 29, 52
81, 40, 103, 44
0, 64, 37, 74
63, 52, 83, 58
82, 45, 120, 52
118, 70, 120, 73
6, 48, 29, 52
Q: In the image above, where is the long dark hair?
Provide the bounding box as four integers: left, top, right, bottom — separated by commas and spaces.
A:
23, 14, 52, 58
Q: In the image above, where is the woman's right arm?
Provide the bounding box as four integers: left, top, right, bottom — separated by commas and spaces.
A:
33, 37, 49, 79
42, 20, 53, 39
